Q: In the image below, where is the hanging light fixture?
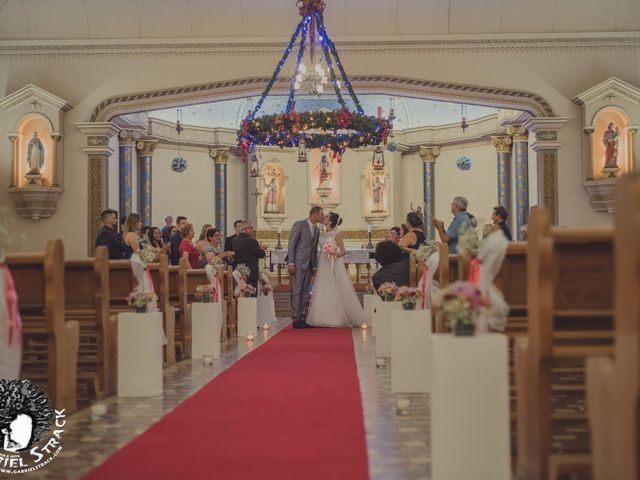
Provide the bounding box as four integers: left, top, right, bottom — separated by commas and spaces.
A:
372, 145, 385, 170
456, 105, 472, 171
237, 0, 393, 168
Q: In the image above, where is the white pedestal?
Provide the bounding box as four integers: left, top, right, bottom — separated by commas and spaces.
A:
363, 294, 375, 326
391, 309, 432, 393
431, 334, 510, 480
375, 301, 403, 358
257, 294, 277, 328
371, 295, 381, 337
117, 312, 163, 397
237, 297, 258, 337
191, 302, 223, 360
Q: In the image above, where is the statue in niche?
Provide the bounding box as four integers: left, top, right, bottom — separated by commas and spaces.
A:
603, 122, 621, 170
371, 172, 386, 213
319, 146, 332, 188
26, 131, 45, 175
265, 177, 279, 213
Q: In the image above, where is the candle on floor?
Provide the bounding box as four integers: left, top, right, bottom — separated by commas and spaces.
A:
396, 398, 410, 411
203, 355, 214, 366
246, 333, 255, 341
263, 323, 270, 330
361, 323, 368, 330
91, 404, 107, 418
376, 357, 385, 367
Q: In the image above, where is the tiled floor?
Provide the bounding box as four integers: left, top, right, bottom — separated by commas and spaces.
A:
32, 319, 431, 480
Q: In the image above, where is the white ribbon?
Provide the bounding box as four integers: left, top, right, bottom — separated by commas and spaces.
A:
475, 230, 509, 332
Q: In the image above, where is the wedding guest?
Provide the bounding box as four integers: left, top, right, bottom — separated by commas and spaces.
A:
432, 196, 472, 254
95, 208, 124, 259
224, 219, 244, 252
170, 216, 188, 265
122, 213, 143, 260
195, 224, 213, 254
160, 215, 174, 236
372, 240, 410, 290
232, 221, 267, 295
178, 222, 200, 269
385, 226, 402, 244
399, 212, 426, 255
400, 223, 409, 238
520, 224, 528, 241
146, 227, 168, 262
201, 228, 235, 267
491, 206, 512, 241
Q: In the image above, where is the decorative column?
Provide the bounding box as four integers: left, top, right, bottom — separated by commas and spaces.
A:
75, 122, 120, 255
210, 147, 229, 239
524, 118, 569, 225
136, 140, 157, 226
118, 130, 141, 218
419, 145, 441, 241
491, 135, 513, 233
507, 125, 529, 240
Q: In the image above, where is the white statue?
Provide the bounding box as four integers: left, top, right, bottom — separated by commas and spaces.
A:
265, 177, 279, 213
371, 174, 385, 212
26, 131, 45, 175
319, 147, 331, 188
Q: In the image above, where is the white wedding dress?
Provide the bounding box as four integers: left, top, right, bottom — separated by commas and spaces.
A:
307, 229, 365, 328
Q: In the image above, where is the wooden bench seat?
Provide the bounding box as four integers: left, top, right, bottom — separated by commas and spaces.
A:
6, 239, 79, 414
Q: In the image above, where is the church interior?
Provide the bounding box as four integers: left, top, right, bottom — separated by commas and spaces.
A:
0, 0, 639, 478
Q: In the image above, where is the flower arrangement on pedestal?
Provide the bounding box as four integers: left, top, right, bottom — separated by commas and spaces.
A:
433, 281, 486, 336
395, 286, 422, 311
195, 284, 216, 303
234, 264, 257, 297
127, 290, 158, 313
377, 282, 398, 302
413, 240, 438, 263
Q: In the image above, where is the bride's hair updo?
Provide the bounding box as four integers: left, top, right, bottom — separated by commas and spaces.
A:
328, 212, 343, 228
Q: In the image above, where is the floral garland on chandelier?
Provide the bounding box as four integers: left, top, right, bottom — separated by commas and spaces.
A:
237, 0, 393, 163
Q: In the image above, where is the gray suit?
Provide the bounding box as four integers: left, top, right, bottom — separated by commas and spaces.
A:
288, 219, 319, 323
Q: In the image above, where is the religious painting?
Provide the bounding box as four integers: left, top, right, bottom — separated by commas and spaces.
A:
591, 107, 633, 178
363, 163, 389, 215
262, 160, 286, 215
15, 114, 54, 187
308, 147, 340, 206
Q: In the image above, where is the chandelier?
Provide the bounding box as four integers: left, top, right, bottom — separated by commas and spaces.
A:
237, 0, 393, 164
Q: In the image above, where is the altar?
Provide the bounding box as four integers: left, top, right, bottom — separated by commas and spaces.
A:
269, 248, 375, 285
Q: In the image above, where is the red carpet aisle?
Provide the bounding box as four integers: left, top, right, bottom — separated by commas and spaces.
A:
84, 327, 369, 480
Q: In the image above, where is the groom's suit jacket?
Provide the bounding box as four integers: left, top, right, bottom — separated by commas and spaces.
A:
287, 220, 319, 272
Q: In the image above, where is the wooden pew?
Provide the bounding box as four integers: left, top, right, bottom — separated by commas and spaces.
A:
168, 257, 189, 360
148, 255, 176, 367
586, 173, 639, 480
495, 242, 528, 337
6, 240, 79, 414
109, 257, 176, 368
223, 266, 237, 336
515, 209, 614, 480
64, 246, 116, 403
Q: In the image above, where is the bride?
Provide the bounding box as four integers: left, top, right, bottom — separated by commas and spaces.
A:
307, 213, 365, 328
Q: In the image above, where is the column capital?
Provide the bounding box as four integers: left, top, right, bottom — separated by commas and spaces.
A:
491, 136, 512, 153
524, 117, 569, 151
76, 122, 120, 156
419, 145, 441, 163
506, 125, 529, 141
210, 147, 230, 164
119, 129, 142, 146
136, 140, 157, 156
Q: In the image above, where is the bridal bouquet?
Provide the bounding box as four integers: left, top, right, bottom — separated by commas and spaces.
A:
322, 240, 338, 256
395, 286, 422, 310
195, 284, 215, 303
377, 282, 398, 302
139, 246, 158, 265
433, 281, 485, 336
127, 290, 158, 312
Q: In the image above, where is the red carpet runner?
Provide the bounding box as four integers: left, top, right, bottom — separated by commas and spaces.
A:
84, 327, 369, 480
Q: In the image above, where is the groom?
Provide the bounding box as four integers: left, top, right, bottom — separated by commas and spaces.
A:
287, 206, 323, 329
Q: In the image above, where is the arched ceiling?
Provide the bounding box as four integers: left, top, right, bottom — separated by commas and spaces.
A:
0, 0, 638, 41
145, 95, 501, 130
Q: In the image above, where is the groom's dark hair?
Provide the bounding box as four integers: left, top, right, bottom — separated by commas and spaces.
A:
309, 205, 323, 217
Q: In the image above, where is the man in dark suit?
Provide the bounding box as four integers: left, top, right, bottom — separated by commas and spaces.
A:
372, 240, 410, 290
224, 220, 244, 263
170, 216, 187, 265
232, 222, 267, 295
95, 209, 124, 259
